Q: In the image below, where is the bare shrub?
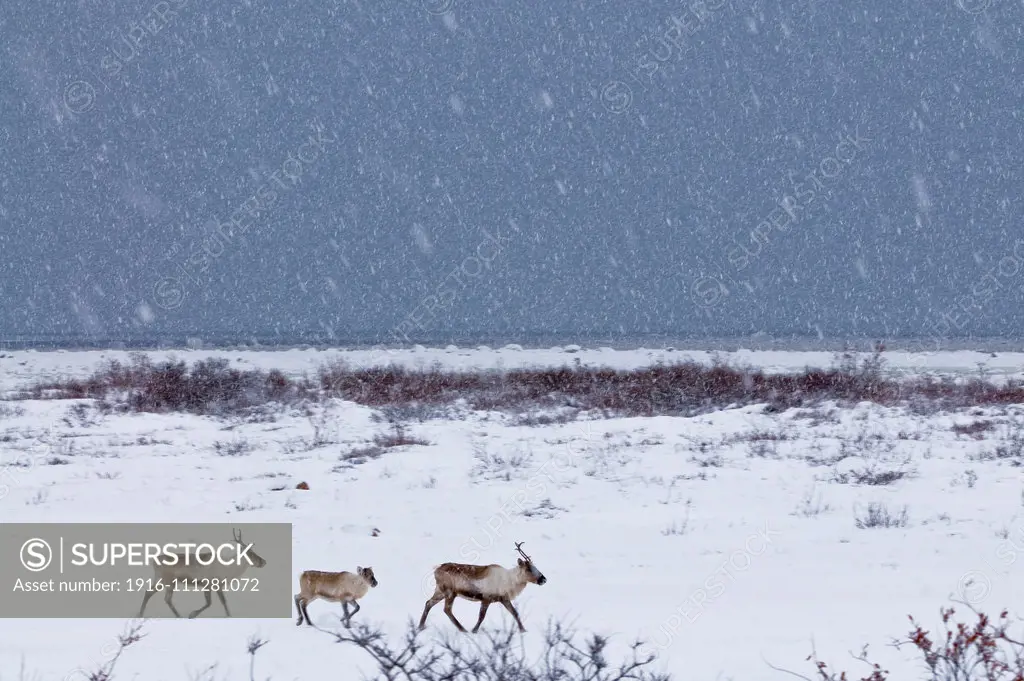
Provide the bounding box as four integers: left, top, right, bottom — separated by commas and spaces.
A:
689, 453, 724, 468
69, 620, 146, 681
794, 486, 832, 517
373, 422, 431, 448
0, 403, 25, 419
744, 429, 790, 441
802, 450, 854, 468
780, 601, 1024, 681
245, 636, 268, 681
512, 409, 582, 427
305, 411, 339, 449
371, 403, 452, 423
791, 406, 842, 425
214, 438, 253, 457
64, 402, 102, 428
973, 422, 1024, 466
44, 356, 299, 413
661, 499, 693, 536
23, 355, 307, 416
661, 520, 688, 536
326, 618, 672, 681
57, 621, 267, 681
840, 433, 899, 462
830, 464, 914, 486
953, 419, 996, 438
747, 440, 780, 459
471, 444, 532, 481
334, 444, 388, 470
520, 498, 569, 519
854, 502, 909, 529
50, 617, 669, 681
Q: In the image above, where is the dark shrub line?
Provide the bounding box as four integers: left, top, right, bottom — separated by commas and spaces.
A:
24, 355, 301, 416
16, 352, 1024, 418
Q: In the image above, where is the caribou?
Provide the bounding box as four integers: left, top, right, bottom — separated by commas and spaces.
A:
294, 566, 378, 628
137, 528, 267, 619
418, 542, 547, 633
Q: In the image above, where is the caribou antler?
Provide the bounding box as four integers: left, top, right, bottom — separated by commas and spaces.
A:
514, 541, 532, 562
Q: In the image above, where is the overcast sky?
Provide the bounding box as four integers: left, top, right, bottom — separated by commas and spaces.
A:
0, 1, 1021, 346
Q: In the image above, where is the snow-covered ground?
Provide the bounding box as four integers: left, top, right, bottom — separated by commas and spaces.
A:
1, 346, 1023, 680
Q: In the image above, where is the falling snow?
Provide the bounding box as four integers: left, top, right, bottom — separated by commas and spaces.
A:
0, 5, 1017, 346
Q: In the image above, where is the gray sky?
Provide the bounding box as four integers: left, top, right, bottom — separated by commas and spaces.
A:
0, 0, 1021, 346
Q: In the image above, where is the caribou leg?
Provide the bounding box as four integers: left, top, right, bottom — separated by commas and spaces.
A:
215, 589, 230, 617
419, 590, 444, 630
163, 588, 183, 618
500, 598, 527, 632
188, 591, 213, 619
442, 594, 467, 632
471, 599, 492, 633
138, 588, 158, 618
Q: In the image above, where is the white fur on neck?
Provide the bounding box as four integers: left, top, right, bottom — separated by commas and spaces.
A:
471, 564, 530, 600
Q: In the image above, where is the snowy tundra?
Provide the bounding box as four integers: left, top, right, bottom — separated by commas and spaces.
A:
0, 344, 1022, 680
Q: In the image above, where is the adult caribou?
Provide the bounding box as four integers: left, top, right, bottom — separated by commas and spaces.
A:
419, 542, 547, 633
137, 528, 267, 619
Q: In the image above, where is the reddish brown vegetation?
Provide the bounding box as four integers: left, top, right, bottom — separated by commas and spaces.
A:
799, 604, 1024, 681
24, 355, 306, 415
314, 356, 1024, 416
17, 352, 1024, 417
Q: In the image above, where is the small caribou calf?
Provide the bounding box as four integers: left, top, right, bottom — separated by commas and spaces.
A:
294, 566, 378, 628
419, 542, 546, 634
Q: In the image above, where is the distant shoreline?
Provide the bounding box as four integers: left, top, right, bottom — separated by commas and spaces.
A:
1, 336, 1023, 353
